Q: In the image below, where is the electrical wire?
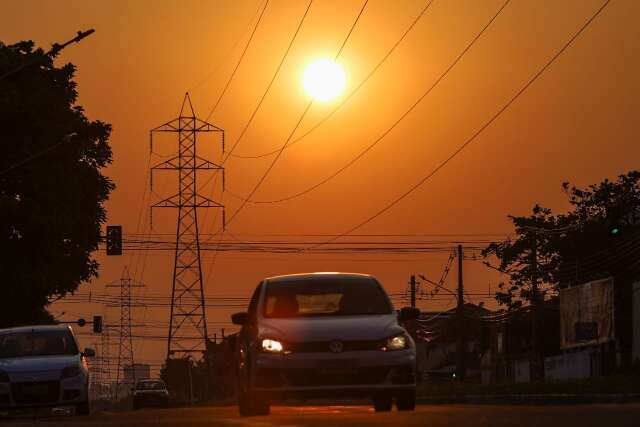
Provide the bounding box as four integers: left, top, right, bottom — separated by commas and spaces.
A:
222, 0, 370, 230
189, 1, 268, 93
204, 0, 270, 121
302, 0, 611, 252
227, 0, 511, 205
230, 0, 436, 159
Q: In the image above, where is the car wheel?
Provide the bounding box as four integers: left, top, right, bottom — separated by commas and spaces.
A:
76, 400, 90, 416
238, 389, 270, 416
373, 393, 393, 412
395, 390, 416, 411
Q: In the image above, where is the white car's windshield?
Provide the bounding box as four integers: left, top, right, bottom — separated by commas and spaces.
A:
264, 277, 392, 318
0, 330, 79, 358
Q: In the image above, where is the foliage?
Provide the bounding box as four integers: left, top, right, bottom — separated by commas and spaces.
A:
483, 171, 640, 310
482, 205, 562, 310
0, 40, 113, 327
160, 357, 216, 404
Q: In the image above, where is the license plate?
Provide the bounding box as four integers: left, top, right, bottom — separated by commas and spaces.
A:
317, 359, 359, 374
21, 384, 49, 395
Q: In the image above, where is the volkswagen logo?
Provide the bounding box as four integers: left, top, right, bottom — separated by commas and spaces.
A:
329, 340, 344, 353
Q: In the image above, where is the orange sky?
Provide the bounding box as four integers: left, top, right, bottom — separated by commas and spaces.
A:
3, 0, 639, 371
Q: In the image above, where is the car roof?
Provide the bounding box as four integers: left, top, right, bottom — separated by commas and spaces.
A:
264, 272, 376, 283
0, 324, 72, 334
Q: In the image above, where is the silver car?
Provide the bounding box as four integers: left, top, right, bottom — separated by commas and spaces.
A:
232, 272, 419, 416
0, 325, 94, 415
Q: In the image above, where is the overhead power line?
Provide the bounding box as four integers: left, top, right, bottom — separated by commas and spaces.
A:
204, 0, 270, 120
230, 0, 436, 160
223, 0, 370, 230
228, 0, 510, 204
302, 0, 611, 251
189, 1, 268, 93
217, 0, 314, 165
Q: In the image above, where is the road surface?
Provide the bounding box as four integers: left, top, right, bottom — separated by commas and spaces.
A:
3, 404, 640, 426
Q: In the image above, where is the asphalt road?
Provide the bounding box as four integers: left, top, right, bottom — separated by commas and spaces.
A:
3, 404, 640, 427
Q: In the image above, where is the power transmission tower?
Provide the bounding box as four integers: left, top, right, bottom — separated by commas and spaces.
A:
100, 325, 112, 399
89, 339, 101, 400
150, 93, 225, 360
107, 267, 144, 398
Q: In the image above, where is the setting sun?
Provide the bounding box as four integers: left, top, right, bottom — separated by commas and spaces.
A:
302, 58, 346, 102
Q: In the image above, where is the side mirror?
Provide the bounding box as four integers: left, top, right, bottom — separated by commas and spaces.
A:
231, 312, 249, 325
83, 347, 96, 357
398, 307, 420, 322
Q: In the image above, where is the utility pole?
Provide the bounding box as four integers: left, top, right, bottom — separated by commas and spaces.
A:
410, 275, 417, 308
530, 235, 541, 380
150, 93, 225, 360
456, 244, 466, 380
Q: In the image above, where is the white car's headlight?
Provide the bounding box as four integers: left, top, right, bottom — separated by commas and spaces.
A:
381, 334, 409, 351
261, 338, 284, 353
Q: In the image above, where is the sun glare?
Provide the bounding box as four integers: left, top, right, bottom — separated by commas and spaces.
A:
303, 59, 346, 102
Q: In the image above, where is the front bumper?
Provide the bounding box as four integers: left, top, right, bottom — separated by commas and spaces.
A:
0, 375, 87, 409
251, 349, 416, 395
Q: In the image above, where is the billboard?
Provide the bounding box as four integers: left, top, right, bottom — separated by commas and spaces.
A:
560, 277, 614, 350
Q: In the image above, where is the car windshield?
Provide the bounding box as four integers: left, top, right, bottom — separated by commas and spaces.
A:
264, 277, 392, 318
0, 330, 79, 358
136, 381, 166, 390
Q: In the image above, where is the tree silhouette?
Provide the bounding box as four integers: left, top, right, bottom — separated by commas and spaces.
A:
0, 40, 114, 327
482, 205, 562, 310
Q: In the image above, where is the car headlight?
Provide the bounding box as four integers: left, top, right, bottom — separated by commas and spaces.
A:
381, 334, 409, 351
0, 370, 9, 383
261, 338, 284, 353
61, 365, 81, 379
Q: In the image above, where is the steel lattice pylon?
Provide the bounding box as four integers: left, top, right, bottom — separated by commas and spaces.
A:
107, 267, 142, 398
150, 93, 225, 359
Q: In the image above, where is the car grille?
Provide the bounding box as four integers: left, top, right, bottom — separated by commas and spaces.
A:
11, 381, 60, 405
288, 339, 383, 353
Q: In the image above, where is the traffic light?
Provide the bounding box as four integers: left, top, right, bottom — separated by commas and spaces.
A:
106, 225, 122, 255
93, 315, 103, 334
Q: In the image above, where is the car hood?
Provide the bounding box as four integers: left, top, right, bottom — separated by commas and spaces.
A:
258, 314, 404, 342
0, 355, 79, 373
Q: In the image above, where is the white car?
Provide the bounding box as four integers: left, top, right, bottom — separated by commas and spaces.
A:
232, 272, 419, 416
0, 325, 94, 415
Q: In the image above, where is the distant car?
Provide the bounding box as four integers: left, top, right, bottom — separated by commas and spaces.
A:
132, 379, 169, 409
232, 272, 419, 416
0, 325, 94, 415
